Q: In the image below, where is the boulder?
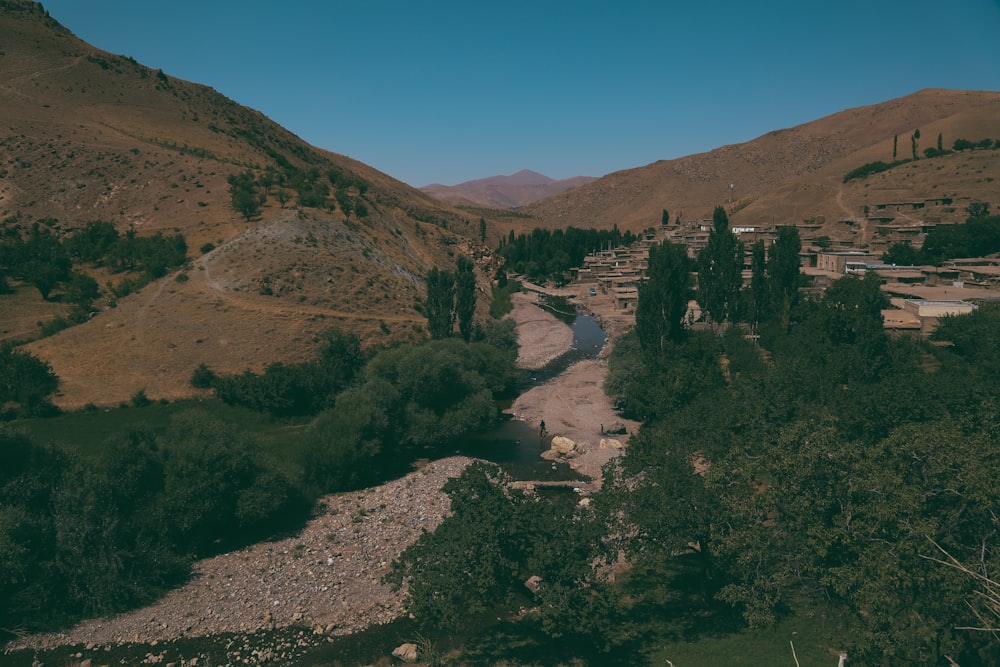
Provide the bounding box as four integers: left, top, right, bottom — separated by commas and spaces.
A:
599, 438, 623, 450
392, 643, 419, 662
550, 436, 576, 455
606, 421, 628, 435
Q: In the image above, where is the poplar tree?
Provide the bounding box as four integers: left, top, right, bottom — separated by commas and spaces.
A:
455, 256, 476, 342
425, 267, 455, 339
697, 206, 743, 327
767, 226, 802, 332
636, 240, 691, 353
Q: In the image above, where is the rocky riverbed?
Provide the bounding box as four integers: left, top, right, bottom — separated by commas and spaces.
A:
8, 457, 474, 656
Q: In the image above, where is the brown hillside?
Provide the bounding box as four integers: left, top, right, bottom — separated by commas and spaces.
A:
525, 89, 1000, 237
422, 170, 598, 209
0, 1, 492, 408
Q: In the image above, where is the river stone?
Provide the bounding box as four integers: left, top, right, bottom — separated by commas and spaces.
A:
392, 643, 419, 662
550, 436, 576, 455
599, 438, 623, 450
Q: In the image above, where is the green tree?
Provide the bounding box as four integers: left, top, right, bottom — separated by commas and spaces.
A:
911, 128, 921, 160
455, 256, 477, 342
158, 411, 299, 554
388, 463, 522, 631
697, 205, 744, 327
636, 240, 691, 352
479, 217, 487, 243
65, 270, 100, 308
0, 428, 64, 629
966, 201, 990, 221
21, 224, 72, 300
766, 226, 801, 331
228, 170, 260, 221
746, 239, 769, 328
425, 266, 455, 339
892, 133, 898, 162
881, 242, 920, 266
0, 345, 59, 416
661, 209, 670, 226
65, 220, 119, 263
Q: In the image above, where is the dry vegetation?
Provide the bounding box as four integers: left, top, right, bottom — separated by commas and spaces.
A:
525, 88, 1000, 238
2, 0, 998, 409
0, 1, 495, 408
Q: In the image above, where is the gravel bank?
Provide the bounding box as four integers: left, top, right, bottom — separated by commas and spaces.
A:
10, 457, 474, 653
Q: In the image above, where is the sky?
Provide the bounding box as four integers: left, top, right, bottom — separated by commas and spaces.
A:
39, 1, 1000, 187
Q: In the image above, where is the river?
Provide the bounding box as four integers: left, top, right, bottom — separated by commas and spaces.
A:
454, 300, 607, 481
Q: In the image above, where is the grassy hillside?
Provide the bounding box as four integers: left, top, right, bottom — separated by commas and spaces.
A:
0, 1, 496, 408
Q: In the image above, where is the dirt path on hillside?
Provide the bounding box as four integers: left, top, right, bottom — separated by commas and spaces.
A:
190, 235, 421, 323
506, 286, 639, 488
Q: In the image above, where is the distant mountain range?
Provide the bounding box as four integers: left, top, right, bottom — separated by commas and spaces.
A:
421, 170, 598, 208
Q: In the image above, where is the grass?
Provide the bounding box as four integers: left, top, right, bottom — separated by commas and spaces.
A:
649, 607, 854, 667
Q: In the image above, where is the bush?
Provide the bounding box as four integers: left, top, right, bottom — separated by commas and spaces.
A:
842, 160, 900, 183
190, 363, 217, 389
130, 388, 151, 407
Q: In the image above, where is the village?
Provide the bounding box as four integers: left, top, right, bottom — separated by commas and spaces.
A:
569, 195, 998, 336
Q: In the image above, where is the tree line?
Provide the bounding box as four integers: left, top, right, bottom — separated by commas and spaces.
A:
499, 225, 637, 285
883, 202, 999, 265
598, 278, 1000, 663
844, 132, 1000, 183
227, 163, 370, 221
0, 218, 187, 305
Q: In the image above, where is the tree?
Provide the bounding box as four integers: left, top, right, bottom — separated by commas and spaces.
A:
389, 463, 525, 631
966, 201, 990, 221
661, 209, 670, 226
821, 272, 889, 366
0, 428, 65, 629
746, 239, 769, 328
766, 226, 801, 331
65, 220, 119, 263
911, 128, 921, 160
636, 240, 692, 353
697, 205, 744, 327
20, 224, 71, 300
228, 170, 260, 221
0, 345, 59, 416
892, 134, 898, 162
881, 242, 920, 266
425, 266, 455, 339
479, 217, 487, 243
455, 256, 477, 342
65, 270, 100, 308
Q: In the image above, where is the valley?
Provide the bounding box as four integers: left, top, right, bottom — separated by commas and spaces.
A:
3, 1, 1000, 665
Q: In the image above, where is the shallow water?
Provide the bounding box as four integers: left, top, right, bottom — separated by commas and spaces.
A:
451, 307, 606, 480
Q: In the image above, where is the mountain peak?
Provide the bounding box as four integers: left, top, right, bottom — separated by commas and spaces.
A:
420, 170, 598, 208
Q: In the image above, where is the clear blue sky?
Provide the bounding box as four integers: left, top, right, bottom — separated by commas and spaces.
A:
41, 0, 1000, 187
